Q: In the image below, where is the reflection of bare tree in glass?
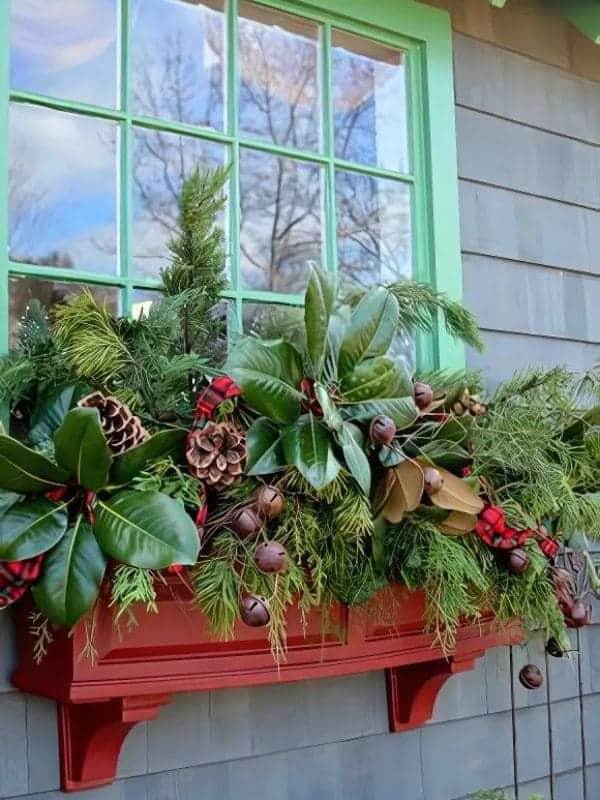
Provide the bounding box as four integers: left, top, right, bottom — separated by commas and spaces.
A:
336, 171, 411, 288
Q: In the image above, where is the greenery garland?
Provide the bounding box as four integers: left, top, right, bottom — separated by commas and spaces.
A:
1, 167, 599, 663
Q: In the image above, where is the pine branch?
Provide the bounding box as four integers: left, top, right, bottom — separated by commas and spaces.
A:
53, 290, 132, 385
386, 281, 484, 351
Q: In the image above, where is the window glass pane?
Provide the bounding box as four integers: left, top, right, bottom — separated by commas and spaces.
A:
131, 288, 163, 319
132, 128, 227, 278
132, 0, 225, 129
238, 3, 320, 151
10, 277, 120, 343
332, 30, 408, 173
10, 0, 119, 108
9, 104, 118, 275
243, 302, 304, 339
240, 150, 323, 293
336, 170, 411, 287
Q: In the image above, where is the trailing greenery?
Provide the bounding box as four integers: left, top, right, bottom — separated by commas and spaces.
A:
2, 168, 600, 672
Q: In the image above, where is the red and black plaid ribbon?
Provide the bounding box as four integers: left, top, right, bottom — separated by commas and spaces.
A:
0, 555, 44, 608
194, 376, 242, 423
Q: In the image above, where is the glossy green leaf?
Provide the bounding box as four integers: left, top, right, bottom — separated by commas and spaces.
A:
341, 397, 418, 429
32, 515, 106, 628
29, 383, 91, 445
226, 338, 303, 424
304, 267, 336, 375
0, 497, 69, 560
246, 417, 286, 475
338, 288, 399, 377
0, 435, 69, 493
110, 428, 187, 484
341, 357, 412, 402
378, 445, 405, 468
336, 423, 371, 495
94, 490, 199, 568
314, 383, 343, 433
282, 414, 341, 491
54, 408, 113, 491
0, 489, 22, 516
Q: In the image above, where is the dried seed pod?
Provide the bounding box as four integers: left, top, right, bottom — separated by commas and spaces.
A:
507, 548, 531, 575
239, 594, 270, 627
413, 382, 434, 410
231, 507, 263, 539
255, 541, 288, 574
519, 664, 544, 690
423, 467, 443, 495
256, 486, 285, 520
369, 415, 396, 446
569, 599, 591, 628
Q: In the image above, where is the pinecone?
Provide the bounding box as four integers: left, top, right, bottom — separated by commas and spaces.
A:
451, 388, 487, 417
78, 392, 149, 454
186, 421, 246, 490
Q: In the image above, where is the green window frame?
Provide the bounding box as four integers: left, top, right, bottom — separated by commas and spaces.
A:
0, 0, 463, 370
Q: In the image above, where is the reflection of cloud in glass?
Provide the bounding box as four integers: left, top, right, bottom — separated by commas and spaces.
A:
132, 128, 227, 278
9, 104, 118, 275
10, 0, 118, 108
239, 150, 324, 294
336, 171, 411, 287
131, 0, 225, 129
332, 31, 408, 174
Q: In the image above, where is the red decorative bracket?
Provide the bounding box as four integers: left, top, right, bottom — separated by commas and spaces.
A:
12, 582, 521, 792
386, 653, 483, 732
57, 695, 171, 791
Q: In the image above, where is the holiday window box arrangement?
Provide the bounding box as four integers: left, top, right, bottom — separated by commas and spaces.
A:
3, 168, 600, 791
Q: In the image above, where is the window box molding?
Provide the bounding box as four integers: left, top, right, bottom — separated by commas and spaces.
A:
12, 580, 521, 793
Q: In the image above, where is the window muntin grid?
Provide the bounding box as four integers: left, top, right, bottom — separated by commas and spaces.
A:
1, 0, 461, 371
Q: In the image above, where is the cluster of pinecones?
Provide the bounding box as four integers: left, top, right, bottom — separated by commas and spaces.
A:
78, 392, 149, 454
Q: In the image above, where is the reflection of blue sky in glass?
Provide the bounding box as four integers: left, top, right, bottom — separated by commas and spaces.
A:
132, 0, 225, 129
336, 170, 411, 287
332, 32, 408, 173
238, 3, 320, 151
9, 104, 118, 274
132, 127, 227, 278
10, 0, 119, 108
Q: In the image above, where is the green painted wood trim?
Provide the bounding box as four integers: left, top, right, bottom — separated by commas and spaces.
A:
2, 0, 466, 371
489, 0, 600, 43
548, 0, 600, 44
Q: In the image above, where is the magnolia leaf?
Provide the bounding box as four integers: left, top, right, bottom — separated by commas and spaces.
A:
428, 465, 484, 515
341, 396, 418, 429
94, 490, 200, 568
419, 440, 471, 471
338, 287, 399, 376
0, 490, 22, 516
32, 515, 106, 628
336, 423, 371, 495
378, 445, 404, 468
0, 435, 69, 493
305, 267, 336, 375
439, 511, 478, 536
54, 408, 113, 491
29, 383, 91, 445
315, 383, 343, 433
226, 338, 303, 424
246, 417, 286, 475
382, 460, 424, 523
0, 498, 69, 560
111, 429, 187, 484
342, 357, 412, 402
282, 414, 341, 491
